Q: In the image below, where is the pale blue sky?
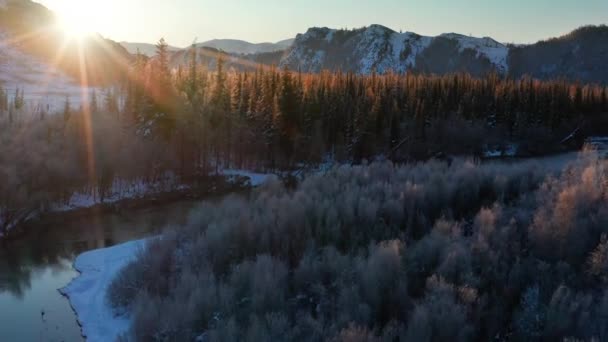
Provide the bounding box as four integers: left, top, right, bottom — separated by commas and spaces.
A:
38, 0, 608, 47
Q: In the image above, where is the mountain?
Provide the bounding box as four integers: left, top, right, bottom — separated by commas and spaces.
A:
0, 0, 131, 110
280, 24, 608, 83
276, 38, 295, 49
122, 37, 294, 58
280, 25, 508, 76
120, 42, 180, 56
169, 46, 284, 71
0, 0, 131, 84
508, 26, 608, 83
195, 38, 292, 55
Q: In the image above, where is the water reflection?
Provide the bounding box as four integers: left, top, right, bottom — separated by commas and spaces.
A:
0, 200, 201, 341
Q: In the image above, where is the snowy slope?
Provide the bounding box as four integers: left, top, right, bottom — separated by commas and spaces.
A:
279, 27, 335, 73
440, 33, 509, 73
280, 25, 509, 75
0, 31, 97, 112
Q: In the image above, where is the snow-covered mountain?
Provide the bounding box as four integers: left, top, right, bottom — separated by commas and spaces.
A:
279, 24, 608, 83
280, 25, 509, 75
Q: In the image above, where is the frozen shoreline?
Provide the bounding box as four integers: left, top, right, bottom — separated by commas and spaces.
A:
1, 169, 273, 238
60, 239, 149, 342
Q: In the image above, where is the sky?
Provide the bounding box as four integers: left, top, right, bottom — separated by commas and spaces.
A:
37, 0, 608, 47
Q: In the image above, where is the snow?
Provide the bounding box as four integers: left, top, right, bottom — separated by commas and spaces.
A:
281, 25, 509, 75
324, 29, 336, 43
440, 33, 509, 73
585, 137, 608, 157
1, 168, 267, 237
60, 239, 149, 342
357, 25, 392, 74
483, 143, 519, 158
52, 177, 185, 212
221, 169, 273, 186
0, 31, 99, 112
391, 32, 432, 71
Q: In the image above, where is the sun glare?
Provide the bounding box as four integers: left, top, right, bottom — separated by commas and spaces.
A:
54, 2, 100, 40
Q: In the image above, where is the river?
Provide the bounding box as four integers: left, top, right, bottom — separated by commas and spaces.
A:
0, 200, 203, 342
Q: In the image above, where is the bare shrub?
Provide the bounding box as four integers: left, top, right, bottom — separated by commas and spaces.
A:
587, 234, 608, 284
108, 156, 608, 341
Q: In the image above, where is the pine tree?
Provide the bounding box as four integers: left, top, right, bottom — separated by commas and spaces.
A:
104, 88, 118, 115
13, 88, 24, 110
151, 37, 177, 140
156, 38, 171, 85
186, 44, 198, 105
63, 96, 71, 122
0, 87, 7, 113
91, 89, 98, 113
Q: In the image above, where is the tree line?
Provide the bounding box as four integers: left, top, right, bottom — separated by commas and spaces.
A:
1, 39, 608, 233
126, 40, 608, 171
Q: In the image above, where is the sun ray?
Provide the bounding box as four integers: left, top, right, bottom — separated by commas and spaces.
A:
76, 42, 96, 185
38, 33, 73, 103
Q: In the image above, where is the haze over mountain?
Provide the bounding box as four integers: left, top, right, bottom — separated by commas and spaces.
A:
120, 41, 180, 57
120, 38, 295, 57
194, 38, 294, 55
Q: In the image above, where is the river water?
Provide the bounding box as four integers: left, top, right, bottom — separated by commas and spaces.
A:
0, 200, 203, 342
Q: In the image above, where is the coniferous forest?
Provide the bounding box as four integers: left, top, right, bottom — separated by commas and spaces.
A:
2, 39, 608, 234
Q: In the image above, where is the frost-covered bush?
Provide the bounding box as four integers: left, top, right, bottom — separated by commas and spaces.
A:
109, 154, 608, 341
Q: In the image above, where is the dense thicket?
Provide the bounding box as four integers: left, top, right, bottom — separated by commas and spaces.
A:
2, 42, 608, 233
108, 153, 608, 341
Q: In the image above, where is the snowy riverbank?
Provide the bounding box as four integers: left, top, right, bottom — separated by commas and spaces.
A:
1, 169, 274, 238
60, 239, 149, 342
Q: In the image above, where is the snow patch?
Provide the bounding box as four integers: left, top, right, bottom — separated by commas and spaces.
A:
483, 143, 519, 158
52, 176, 185, 212
220, 169, 273, 186
324, 29, 336, 42
60, 239, 149, 342
441, 33, 509, 73
391, 32, 432, 71
357, 25, 392, 74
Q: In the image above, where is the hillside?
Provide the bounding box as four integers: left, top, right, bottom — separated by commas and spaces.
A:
120, 41, 180, 56
279, 24, 608, 83
509, 25, 608, 83
280, 25, 508, 76
121, 38, 294, 57
169, 46, 284, 71
195, 38, 293, 55
0, 0, 131, 85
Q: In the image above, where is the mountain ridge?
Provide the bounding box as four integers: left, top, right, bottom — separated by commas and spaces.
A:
279, 24, 608, 83
121, 38, 295, 56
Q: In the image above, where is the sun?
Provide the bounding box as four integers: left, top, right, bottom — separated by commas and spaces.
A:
54, 2, 100, 40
